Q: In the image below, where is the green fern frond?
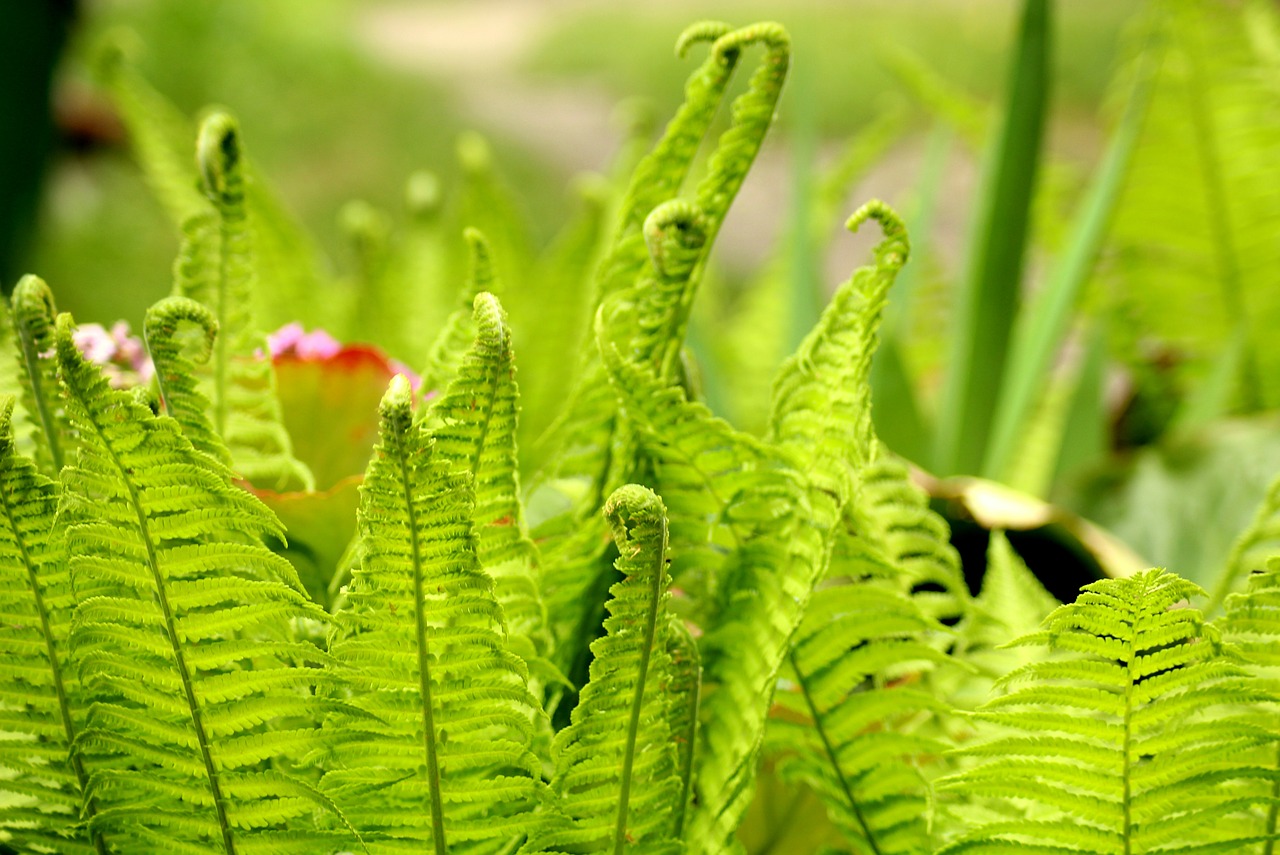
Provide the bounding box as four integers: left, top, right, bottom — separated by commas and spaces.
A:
55, 314, 343, 852
0, 397, 103, 854
1220, 556, 1280, 847
769, 201, 907, 514
938, 569, 1277, 854
0, 296, 36, 461
598, 342, 827, 854
773, 576, 953, 855
143, 296, 232, 467
972, 531, 1059, 659
9, 275, 75, 476
417, 227, 497, 402
322, 374, 546, 853
537, 485, 683, 854
1207, 470, 1280, 614
454, 132, 534, 299
182, 112, 313, 491
426, 292, 553, 671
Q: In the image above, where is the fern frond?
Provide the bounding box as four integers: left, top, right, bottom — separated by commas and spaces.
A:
537, 485, 683, 854
769, 201, 907, 515
10, 275, 75, 475
322, 374, 546, 853
55, 314, 343, 852
0, 397, 103, 854
773, 578, 952, 855
1220, 555, 1280, 846
426, 293, 552, 670
0, 296, 36, 460
454, 132, 534, 299
184, 112, 313, 491
417, 227, 497, 401
938, 569, 1276, 854
598, 343, 826, 854
143, 296, 232, 467
1207, 469, 1280, 614
665, 618, 701, 841
970, 532, 1059, 663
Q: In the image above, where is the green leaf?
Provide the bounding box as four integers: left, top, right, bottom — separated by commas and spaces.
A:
934, 0, 1051, 476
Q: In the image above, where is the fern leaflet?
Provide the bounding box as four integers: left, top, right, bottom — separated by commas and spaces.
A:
10, 275, 74, 475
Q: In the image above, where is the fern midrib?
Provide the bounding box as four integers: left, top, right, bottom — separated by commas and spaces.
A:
788, 649, 884, 855
0, 479, 107, 855
613, 527, 666, 855
389, 420, 448, 855
1122, 603, 1138, 855
77, 399, 236, 854
15, 323, 64, 471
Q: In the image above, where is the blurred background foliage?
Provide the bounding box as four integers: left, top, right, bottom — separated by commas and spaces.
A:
8, 0, 1280, 642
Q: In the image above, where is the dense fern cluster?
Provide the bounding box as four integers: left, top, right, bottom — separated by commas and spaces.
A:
3, 14, 1280, 855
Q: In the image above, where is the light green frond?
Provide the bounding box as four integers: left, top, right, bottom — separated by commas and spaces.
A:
1208, 471, 1280, 614
769, 201, 908, 510
538, 485, 682, 855
0, 297, 35, 460
143, 296, 232, 468
340, 199, 393, 349
773, 577, 952, 855
9, 275, 75, 476
418, 227, 497, 401
54, 314, 343, 853
322, 375, 546, 854
598, 342, 829, 854
0, 397, 103, 854
426, 293, 552, 669
971, 532, 1059, 664
455, 132, 534, 297
182, 112, 313, 492
937, 569, 1276, 854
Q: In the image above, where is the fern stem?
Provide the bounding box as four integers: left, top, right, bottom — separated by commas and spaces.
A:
1121, 586, 1138, 855
0, 480, 107, 855
389, 417, 448, 855
789, 651, 883, 855
613, 511, 667, 855
71, 384, 236, 854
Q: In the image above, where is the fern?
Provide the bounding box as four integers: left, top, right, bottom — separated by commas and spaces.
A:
55, 313, 342, 852
772, 578, 953, 855
938, 569, 1277, 854
0, 295, 35, 461
9, 275, 74, 475
143, 296, 232, 467
182, 111, 313, 491
321, 374, 546, 853
1221, 558, 1280, 850
0, 397, 103, 854
417, 228, 498, 401
1207, 469, 1280, 614
425, 292, 553, 674
536, 485, 683, 854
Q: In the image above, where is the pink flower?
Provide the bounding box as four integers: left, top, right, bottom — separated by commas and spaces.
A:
73, 321, 154, 389
267, 323, 342, 360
